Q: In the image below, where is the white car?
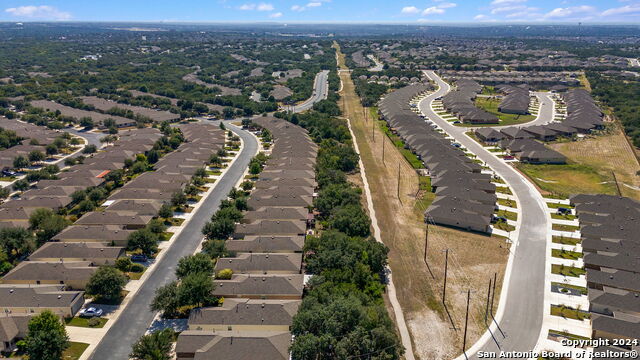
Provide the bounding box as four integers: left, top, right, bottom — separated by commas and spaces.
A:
79, 307, 103, 318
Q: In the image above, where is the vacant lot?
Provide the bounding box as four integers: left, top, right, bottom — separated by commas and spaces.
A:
336, 43, 508, 360
516, 163, 616, 198
473, 97, 535, 126
549, 126, 640, 200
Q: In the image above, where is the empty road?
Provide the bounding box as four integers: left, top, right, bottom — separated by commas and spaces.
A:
291, 70, 329, 112
489, 92, 556, 130
420, 70, 549, 359
89, 123, 258, 360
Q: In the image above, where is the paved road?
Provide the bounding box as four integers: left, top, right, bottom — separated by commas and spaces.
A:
65, 128, 103, 148
366, 54, 384, 72
89, 123, 258, 360
290, 70, 329, 113
420, 71, 549, 359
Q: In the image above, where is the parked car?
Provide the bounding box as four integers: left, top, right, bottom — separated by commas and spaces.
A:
1, 169, 16, 177
452, 121, 461, 124
131, 254, 148, 262
503, 155, 515, 160
452, 143, 461, 148
79, 307, 103, 318
557, 207, 571, 215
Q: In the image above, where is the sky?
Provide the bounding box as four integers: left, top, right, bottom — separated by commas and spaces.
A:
0, 0, 639, 23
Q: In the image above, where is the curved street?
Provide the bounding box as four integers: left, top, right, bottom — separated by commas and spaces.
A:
419, 71, 549, 359
89, 123, 258, 360
291, 70, 329, 112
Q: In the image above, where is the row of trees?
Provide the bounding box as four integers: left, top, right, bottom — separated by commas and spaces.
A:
588, 71, 640, 147
283, 86, 403, 359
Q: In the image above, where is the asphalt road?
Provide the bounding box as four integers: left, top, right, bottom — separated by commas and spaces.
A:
291, 70, 329, 113
420, 71, 549, 359
366, 54, 384, 72
65, 128, 103, 148
89, 123, 258, 360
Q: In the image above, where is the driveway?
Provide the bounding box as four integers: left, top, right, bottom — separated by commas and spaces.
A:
88, 123, 258, 360
420, 70, 549, 358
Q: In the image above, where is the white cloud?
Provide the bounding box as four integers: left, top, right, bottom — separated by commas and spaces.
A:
422, 6, 445, 15
269, 12, 283, 18
544, 5, 596, 18
601, 4, 640, 16
437, 2, 457, 9
239, 3, 274, 11
290, 1, 322, 12
401, 6, 421, 14
257, 3, 274, 11
474, 14, 488, 19
5, 5, 71, 20
490, 0, 526, 5
405, 2, 455, 16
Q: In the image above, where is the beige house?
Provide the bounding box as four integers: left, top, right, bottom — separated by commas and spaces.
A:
28, 242, 124, 266
1, 262, 96, 290
188, 299, 300, 332
0, 285, 84, 317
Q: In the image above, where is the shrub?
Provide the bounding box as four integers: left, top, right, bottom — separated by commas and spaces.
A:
115, 257, 132, 272
87, 317, 101, 327
216, 268, 233, 279
130, 263, 145, 273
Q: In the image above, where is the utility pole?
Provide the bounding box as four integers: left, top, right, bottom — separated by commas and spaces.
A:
462, 289, 471, 355
397, 162, 401, 201
382, 137, 385, 165
491, 272, 497, 315
424, 224, 428, 264
442, 248, 449, 304
485, 278, 492, 323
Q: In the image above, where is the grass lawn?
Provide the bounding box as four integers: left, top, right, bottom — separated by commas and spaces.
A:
63, 342, 90, 360
493, 221, 516, 232
547, 202, 574, 209
552, 236, 581, 246
551, 213, 577, 221
127, 269, 145, 280
495, 186, 513, 195
552, 264, 586, 277
473, 97, 535, 126
492, 177, 506, 184
552, 248, 583, 260
497, 198, 517, 208
206, 169, 222, 176
160, 232, 174, 241
552, 282, 588, 295
517, 163, 616, 198
551, 305, 590, 321
65, 317, 108, 328
549, 125, 640, 201
548, 329, 590, 342
552, 223, 580, 232
496, 209, 518, 221
165, 218, 185, 227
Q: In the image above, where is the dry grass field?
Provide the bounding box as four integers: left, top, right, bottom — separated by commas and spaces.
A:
335, 43, 509, 360
548, 124, 640, 200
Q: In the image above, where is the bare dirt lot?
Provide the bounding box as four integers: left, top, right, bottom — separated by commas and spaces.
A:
336, 44, 509, 360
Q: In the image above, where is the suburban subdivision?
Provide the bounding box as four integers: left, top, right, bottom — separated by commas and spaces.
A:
0, 17, 639, 360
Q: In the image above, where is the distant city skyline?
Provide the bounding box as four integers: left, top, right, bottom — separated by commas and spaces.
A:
1, 0, 639, 23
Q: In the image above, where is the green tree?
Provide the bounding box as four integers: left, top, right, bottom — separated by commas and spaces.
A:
12, 155, 29, 169
45, 143, 58, 156
158, 203, 173, 218
28, 150, 45, 163
115, 257, 133, 272
201, 218, 235, 240
328, 205, 371, 237
0, 227, 36, 263
177, 272, 216, 308
150, 281, 180, 317
85, 266, 127, 301
171, 190, 187, 207
83, 144, 97, 154
176, 253, 214, 279
24, 310, 69, 360
127, 229, 159, 256
130, 328, 175, 360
